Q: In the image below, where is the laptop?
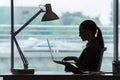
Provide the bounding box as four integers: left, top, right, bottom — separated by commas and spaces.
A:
47, 39, 75, 64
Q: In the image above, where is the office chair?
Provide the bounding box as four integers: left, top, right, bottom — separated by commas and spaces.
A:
97, 47, 107, 71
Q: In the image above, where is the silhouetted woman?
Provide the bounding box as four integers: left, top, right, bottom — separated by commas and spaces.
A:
54, 20, 104, 74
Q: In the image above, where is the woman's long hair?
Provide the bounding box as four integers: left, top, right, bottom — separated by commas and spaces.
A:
80, 20, 104, 48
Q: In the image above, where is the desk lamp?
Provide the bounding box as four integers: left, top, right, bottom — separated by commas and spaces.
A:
10, 0, 59, 74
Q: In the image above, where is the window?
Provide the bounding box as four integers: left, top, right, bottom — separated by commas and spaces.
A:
0, 0, 114, 73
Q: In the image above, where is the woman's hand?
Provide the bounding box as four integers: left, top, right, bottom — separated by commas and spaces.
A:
62, 56, 78, 62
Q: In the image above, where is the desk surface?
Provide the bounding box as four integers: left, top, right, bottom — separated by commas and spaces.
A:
0, 71, 119, 80
0, 71, 114, 75
0, 71, 113, 76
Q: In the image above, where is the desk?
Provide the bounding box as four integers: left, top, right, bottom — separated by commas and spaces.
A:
0, 71, 119, 80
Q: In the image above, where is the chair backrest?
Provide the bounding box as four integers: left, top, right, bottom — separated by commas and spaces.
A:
97, 47, 107, 71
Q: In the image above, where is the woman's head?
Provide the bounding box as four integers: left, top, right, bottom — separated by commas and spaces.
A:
80, 20, 97, 35
79, 20, 104, 48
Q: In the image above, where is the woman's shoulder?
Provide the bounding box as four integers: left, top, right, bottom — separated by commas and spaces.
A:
87, 38, 101, 48
86, 41, 101, 55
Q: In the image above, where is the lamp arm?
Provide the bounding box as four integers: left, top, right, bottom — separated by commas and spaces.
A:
14, 37, 29, 69
14, 9, 44, 36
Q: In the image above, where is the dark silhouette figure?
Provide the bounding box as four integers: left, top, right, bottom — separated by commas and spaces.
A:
54, 20, 104, 74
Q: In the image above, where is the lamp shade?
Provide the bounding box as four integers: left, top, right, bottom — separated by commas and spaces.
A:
41, 4, 59, 21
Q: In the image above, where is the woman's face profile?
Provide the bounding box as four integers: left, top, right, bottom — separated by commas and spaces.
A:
79, 25, 95, 42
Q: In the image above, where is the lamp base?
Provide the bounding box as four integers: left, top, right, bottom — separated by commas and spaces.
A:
11, 69, 35, 74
